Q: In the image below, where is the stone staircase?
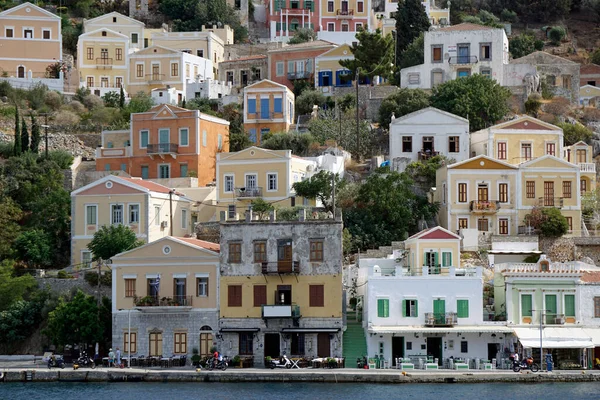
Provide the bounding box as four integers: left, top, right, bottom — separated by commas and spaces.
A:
342, 313, 367, 368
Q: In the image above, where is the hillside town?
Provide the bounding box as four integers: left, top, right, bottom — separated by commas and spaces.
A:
3, 0, 600, 380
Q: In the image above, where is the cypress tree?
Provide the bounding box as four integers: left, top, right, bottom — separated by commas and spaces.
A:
30, 114, 41, 153
395, 0, 431, 63
13, 107, 21, 156
21, 116, 29, 152
119, 86, 125, 108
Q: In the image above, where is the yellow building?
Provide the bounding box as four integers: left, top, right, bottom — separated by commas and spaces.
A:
219, 217, 343, 366
437, 116, 595, 237
111, 236, 221, 358
314, 44, 354, 93
404, 226, 462, 274
70, 175, 192, 267
77, 28, 129, 96
83, 12, 145, 51
216, 146, 317, 220
242, 79, 295, 143
0, 2, 62, 85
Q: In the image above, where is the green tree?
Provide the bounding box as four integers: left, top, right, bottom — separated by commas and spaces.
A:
0, 300, 43, 350
250, 198, 274, 220
87, 225, 144, 261
462, 10, 503, 27
548, 26, 566, 45
399, 32, 424, 70
14, 229, 52, 267
122, 91, 154, 119
288, 27, 317, 45
591, 48, 600, 65
13, 107, 20, 156
20, 116, 28, 152
296, 89, 326, 116
378, 88, 430, 127
405, 155, 449, 191
261, 132, 317, 156
524, 207, 568, 237
186, 97, 219, 115
229, 131, 252, 151
30, 114, 40, 153
395, 0, 430, 70
102, 91, 121, 108
0, 260, 36, 312
0, 196, 23, 259
557, 122, 593, 145
509, 34, 537, 59
292, 170, 343, 213
119, 86, 125, 109
430, 74, 511, 132
340, 29, 394, 81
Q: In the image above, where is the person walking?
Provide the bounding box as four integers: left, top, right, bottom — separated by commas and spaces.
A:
116, 347, 121, 368
545, 350, 553, 372
108, 348, 115, 367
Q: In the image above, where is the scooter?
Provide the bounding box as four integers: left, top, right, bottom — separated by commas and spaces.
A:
209, 355, 229, 371
270, 354, 292, 369
48, 355, 65, 369
513, 357, 539, 373
74, 351, 96, 369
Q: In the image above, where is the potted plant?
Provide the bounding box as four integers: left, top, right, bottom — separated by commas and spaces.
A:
233, 355, 242, 368
327, 357, 337, 368
264, 356, 272, 368
191, 348, 201, 367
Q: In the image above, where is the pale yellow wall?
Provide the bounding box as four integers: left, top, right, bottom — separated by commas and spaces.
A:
320, 0, 370, 17
150, 37, 224, 65
128, 49, 184, 93
492, 133, 561, 165
218, 158, 289, 199
83, 13, 144, 47
406, 239, 460, 269
220, 275, 342, 318
78, 31, 129, 89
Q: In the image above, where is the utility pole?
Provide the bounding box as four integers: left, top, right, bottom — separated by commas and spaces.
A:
332, 173, 336, 219
96, 258, 102, 308
169, 190, 174, 236
41, 113, 49, 158
355, 68, 360, 161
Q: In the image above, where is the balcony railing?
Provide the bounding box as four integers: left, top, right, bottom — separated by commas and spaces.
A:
579, 162, 596, 173
261, 261, 300, 274
469, 200, 500, 213
145, 73, 165, 83
287, 71, 311, 80
424, 312, 457, 326
336, 9, 354, 15
235, 187, 262, 198
262, 304, 301, 318
418, 150, 439, 160
448, 55, 478, 65
537, 197, 564, 208
147, 143, 179, 154
247, 112, 276, 120
96, 58, 113, 69
134, 295, 193, 307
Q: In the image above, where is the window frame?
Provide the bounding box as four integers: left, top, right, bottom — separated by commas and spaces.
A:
170, 62, 179, 77
179, 128, 189, 147
563, 181, 572, 199
111, 204, 124, 225
309, 240, 324, 262
448, 136, 460, 153
402, 136, 412, 153
224, 174, 234, 193
497, 141, 507, 160
228, 284, 242, 307
128, 203, 140, 224
139, 130, 149, 149
229, 242, 242, 263
239, 332, 253, 355
174, 332, 187, 354
267, 173, 278, 192
498, 183, 509, 203
457, 182, 467, 203
526, 181, 535, 199
594, 297, 600, 318
377, 298, 390, 318
125, 278, 136, 297
85, 204, 98, 226
87, 47, 94, 60
124, 331, 137, 354
431, 45, 443, 63
498, 218, 509, 235
253, 241, 267, 263
457, 299, 469, 318
42, 28, 51, 40
197, 277, 208, 297
479, 42, 491, 61
403, 299, 418, 317
309, 284, 324, 307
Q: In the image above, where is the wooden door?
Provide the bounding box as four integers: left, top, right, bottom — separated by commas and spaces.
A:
477, 186, 488, 202
317, 333, 331, 358
277, 239, 292, 272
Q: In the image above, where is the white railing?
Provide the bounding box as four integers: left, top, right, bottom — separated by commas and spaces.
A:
579, 163, 596, 173
495, 262, 580, 273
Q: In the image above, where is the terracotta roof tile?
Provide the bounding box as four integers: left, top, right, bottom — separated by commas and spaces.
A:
176, 237, 220, 253
120, 177, 179, 195
581, 271, 600, 282
268, 40, 336, 53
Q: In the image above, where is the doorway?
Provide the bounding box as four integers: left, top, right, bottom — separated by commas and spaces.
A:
422, 136, 434, 153
276, 285, 292, 305
317, 333, 331, 357
487, 343, 499, 362
477, 185, 489, 201
426, 337, 442, 364
277, 239, 292, 272
264, 333, 281, 358
392, 337, 404, 366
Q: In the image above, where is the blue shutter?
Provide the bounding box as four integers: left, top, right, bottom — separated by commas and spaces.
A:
249, 129, 257, 143
247, 98, 256, 114
274, 98, 282, 113
260, 98, 270, 119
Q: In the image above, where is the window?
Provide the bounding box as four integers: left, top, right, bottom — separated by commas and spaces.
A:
526, 181, 535, 198
448, 136, 459, 153
228, 205, 236, 219
138, 130, 149, 149
274, 97, 283, 113
174, 332, 187, 354
246, 174, 257, 189
228, 285, 242, 307
546, 142, 556, 156
179, 128, 189, 146
497, 142, 507, 160
267, 173, 277, 191
111, 204, 123, 224
309, 285, 324, 307
461, 341, 468, 353
276, 62, 284, 77
457, 299, 469, 318
224, 175, 234, 192
480, 68, 491, 78
441, 252, 452, 267
128, 204, 139, 224
327, 1, 334, 12
563, 181, 572, 198
562, 75, 572, 89
477, 218, 488, 232
149, 331, 162, 356
5, 28, 13, 38
197, 49, 204, 58
357, 1, 363, 12
124, 332, 137, 353
171, 63, 179, 77
309, 240, 323, 261
254, 285, 267, 307
458, 218, 468, 229
327, 23, 334, 32
432, 45, 443, 62
114, 48, 123, 61
239, 333, 253, 355
521, 143, 532, 161
24, 29, 32, 38
136, 64, 144, 78
577, 148, 587, 163
141, 166, 149, 179
86, 205, 97, 225
564, 294, 575, 317
159, 164, 170, 179
521, 294, 533, 317
181, 209, 188, 229
247, 98, 256, 114
566, 217, 573, 232
125, 278, 136, 297
116, 77, 123, 88
254, 241, 266, 263
341, 23, 349, 32
499, 183, 508, 203
356, 22, 363, 30
377, 298, 389, 317
407, 73, 420, 84
458, 183, 467, 203
546, 75, 556, 86
154, 206, 161, 226
229, 242, 241, 263
403, 299, 418, 317
197, 277, 208, 296
595, 297, 600, 318
43, 29, 50, 40
87, 47, 94, 60
287, 61, 294, 74
480, 43, 491, 60
581, 179, 588, 194
180, 164, 188, 177
131, 33, 138, 44
499, 218, 509, 235
402, 136, 412, 152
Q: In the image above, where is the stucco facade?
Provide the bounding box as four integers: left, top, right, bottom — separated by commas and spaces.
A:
316, 0, 374, 45
243, 79, 295, 142
219, 55, 268, 91
314, 43, 354, 93
83, 12, 145, 51
218, 218, 343, 366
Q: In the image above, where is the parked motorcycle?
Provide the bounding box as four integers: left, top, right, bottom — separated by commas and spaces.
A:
74, 351, 96, 369
270, 354, 292, 369
47, 355, 65, 369
209, 355, 229, 371
513, 357, 539, 373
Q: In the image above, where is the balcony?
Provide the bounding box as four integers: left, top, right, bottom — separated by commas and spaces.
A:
261, 261, 300, 274
336, 9, 354, 17
537, 197, 564, 208
147, 143, 179, 154
418, 150, 439, 161
424, 312, 457, 326
262, 304, 301, 318
579, 162, 596, 173
247, 112, 276, 121
287, 71, 311, 80
448, 55, 478, 65
145, 73, 165, 84
134, 295, 193, 309
545, 313, 566, 325
469, 200, 500, 214
96, 58, 113, 69
235, 186, 262, 198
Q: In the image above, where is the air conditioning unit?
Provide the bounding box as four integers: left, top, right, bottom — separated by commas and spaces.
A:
554, 316, 565, 325
160, 221, 168, 229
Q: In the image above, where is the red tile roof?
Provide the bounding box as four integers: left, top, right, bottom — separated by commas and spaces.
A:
581, 271, 600, 283
120, 177, 178, 195
407, 226, 460, 240
177, 237, 220, 253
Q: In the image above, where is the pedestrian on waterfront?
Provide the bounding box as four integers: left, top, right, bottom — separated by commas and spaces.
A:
545, 351, 553, 372
116, 347, 121, 368
108, 348, 115, 367
213, 349, 219, 369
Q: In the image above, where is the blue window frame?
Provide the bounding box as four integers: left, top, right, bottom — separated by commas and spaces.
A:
274, 98, 282, 113
249, 129, 257, 143
260, 98, 270, 119
319, 71, 332, 87
141, 166, 149, 179
247, 98, 256, 114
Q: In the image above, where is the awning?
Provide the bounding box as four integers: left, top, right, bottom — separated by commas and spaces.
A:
488, 250, 542, 254
583, 328, 600, 346
369, 325, 514, 334
281, 328, 340, 333
513, 327, 594, 349
220, 328, 260, 333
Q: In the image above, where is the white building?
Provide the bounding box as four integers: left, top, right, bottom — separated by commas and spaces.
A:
151, 86, 179, 105
186, 79, 233, 100
389, 107, 470, 172
579, 271, 600, 366
361, 226, 512, 369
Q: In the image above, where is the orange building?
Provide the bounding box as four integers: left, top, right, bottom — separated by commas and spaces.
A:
95, 104, 230, 186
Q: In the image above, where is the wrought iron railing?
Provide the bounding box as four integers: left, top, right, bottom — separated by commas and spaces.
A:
336, 9, 354, 15
235, 187, 262, 198
147, 143, 179, 154
134, 295, 193, 307
424, 312, 457, 326
448, 56, 478, 65
261, 261, 300, 274
469, 200, 500, 213
537, 197, 564, 208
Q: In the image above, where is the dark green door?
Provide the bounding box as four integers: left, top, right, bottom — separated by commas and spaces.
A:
545, 294, 557, 324
433, 299, 445, 324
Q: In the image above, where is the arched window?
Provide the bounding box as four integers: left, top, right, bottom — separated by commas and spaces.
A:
17, 66, 25, 78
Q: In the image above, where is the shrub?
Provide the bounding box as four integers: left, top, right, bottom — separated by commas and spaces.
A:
0, 142, 14, 158
44, 91, 63, 111
82, 95, 104, 111
548, 27, 566, 45
557, 121, 593, 145
68, 101, 85, 114
54, 110, 80, 126
582, 107, 600, 122
534, 40, 544, 51
591, 49, 600, 66
500, 8, 518, 23
541, 78, 554, 99
46, 150, 74, 169
0, 81, 13, 97
56, 270, 70, 279
543, 97, 570, 116
524, 94, 542, 116
84, 271, 111, 287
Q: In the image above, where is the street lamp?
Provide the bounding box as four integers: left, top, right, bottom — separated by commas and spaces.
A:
530, 309, 550, 368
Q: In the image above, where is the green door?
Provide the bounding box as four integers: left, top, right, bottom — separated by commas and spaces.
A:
433, 299, 445, 324
545, 294, 557, 324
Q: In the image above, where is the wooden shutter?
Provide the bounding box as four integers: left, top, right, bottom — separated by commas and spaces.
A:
309, 285, 324, 307
414, 300, 418, 317
521, 294, 532, 317
564, 294, 575, 317
228, 285, 242, 307
254, 285, 267, 307
377, 299, 389, 317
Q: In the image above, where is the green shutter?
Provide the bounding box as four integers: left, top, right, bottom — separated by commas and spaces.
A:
414, 300, 418, 317
448, 252, 452, 266
378, 299, 389, 318
402, 300, 407, 317
282, 23, 287, 31
434, 252, 439, 267
276, 22, 281, 31
310, 23, 314, 29
384, 299, 389, 317
564, 294, 575, 317
521, 294, 532, 317
457, 299, 469, 318
423, 252, 427, 266
545, 294, 557, 315
377, 299, 383, 317
275, 0, 281, 11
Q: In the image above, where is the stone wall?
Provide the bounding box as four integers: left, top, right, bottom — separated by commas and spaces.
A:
35, 277, 111, 299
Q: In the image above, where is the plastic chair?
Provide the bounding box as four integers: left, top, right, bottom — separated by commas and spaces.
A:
368, 359, 376, 369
